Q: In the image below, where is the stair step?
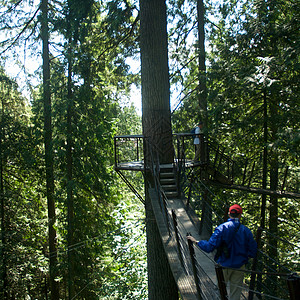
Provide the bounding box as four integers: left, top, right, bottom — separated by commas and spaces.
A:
159, 167, 178, 198
164, 191, 178, 198
160, 178, 176, 184
160, 172, 175, 178
161, 184, 177, 191
159, 164, 174, 170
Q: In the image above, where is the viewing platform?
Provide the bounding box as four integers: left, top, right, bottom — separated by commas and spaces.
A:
114, 134, 299, 199
114, 134, 210, 171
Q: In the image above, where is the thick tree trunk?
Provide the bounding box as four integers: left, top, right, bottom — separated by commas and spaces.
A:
41, 1, 60, 298
140, 0, 174, 165
145, 184, 178, 300
140, 0, 178, 299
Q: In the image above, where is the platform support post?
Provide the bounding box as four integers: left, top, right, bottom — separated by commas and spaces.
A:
171, 210, 184, 267
187, 239, 202, 299
287, 274, 300, 300
249, 227, 263, 300
215, 264, 228, 300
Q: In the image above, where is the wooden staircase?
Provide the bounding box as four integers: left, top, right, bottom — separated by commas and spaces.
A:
159, 165, 178, 199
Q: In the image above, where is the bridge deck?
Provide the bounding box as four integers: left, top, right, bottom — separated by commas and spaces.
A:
149, 188, 219, 299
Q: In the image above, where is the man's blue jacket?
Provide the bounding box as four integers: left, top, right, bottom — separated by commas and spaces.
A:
197, 218, 257, 268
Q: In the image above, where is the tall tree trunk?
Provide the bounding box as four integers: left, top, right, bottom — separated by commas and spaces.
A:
40, 1, 60, 298
197, 0, 211, 237
261, 90, 268, 230
197, 0, 207, 128
140, 0, 174, 165
256, 89, 268, 296
0, 106, 8, 298
267, 7, 279, 292
267, 98, 279, 294
66, 39, 75, 300
140, 0, 178, 299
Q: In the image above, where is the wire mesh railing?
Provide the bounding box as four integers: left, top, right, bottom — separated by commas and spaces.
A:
177, 170, 300, 299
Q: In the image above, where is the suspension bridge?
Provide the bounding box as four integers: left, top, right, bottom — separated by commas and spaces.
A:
114, 133, 300, 300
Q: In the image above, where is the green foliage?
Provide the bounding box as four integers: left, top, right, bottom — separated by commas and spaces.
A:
98, 195, 147, 299
1, 0, 145, 298
1, 0, 298, 298
171, 1, 299, 296
47, 1, 143, 296
0, 67, 48, 298
117, 104, 142, 135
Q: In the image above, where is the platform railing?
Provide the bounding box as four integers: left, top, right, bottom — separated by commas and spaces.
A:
173, 133, 234, 184
114, 135, 146, 170
114, 134, 299, 197
114, 133, 234, 183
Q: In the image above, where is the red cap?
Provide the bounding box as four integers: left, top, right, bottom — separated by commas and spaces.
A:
229, 204, 242, 214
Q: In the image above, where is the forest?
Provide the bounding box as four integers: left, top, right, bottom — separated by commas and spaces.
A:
0, 0, 299, 299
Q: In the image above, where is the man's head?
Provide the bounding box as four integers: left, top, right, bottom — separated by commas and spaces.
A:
198, 121, 203, 128
229, 204, 243, 218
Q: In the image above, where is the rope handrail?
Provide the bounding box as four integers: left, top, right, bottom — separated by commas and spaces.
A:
217, 263, 298, 278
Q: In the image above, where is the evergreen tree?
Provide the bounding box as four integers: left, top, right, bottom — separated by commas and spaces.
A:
0, 67, 48, 298
140, 0, 178, 299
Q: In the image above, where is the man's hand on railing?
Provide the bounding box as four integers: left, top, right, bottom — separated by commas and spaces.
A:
187, 234, 198, 246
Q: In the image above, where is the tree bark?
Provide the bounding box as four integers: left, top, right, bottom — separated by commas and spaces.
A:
66, 37, 75, 300
140, 0, 178, 299
140, 0, 174, 165
197, 0, 208, 127
145, 183, 178, 300
0, 102, 8, 298
40, 0, 60, 298
267, 95, 279, 294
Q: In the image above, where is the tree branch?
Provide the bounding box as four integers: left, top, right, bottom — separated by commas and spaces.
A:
0, 4, 41, 55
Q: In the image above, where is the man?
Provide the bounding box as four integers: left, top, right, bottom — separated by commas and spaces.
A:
193, 121, 204, 162
187, 204, 257, 300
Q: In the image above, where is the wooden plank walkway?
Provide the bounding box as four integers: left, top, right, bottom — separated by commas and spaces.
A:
149, 188, 220, 300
